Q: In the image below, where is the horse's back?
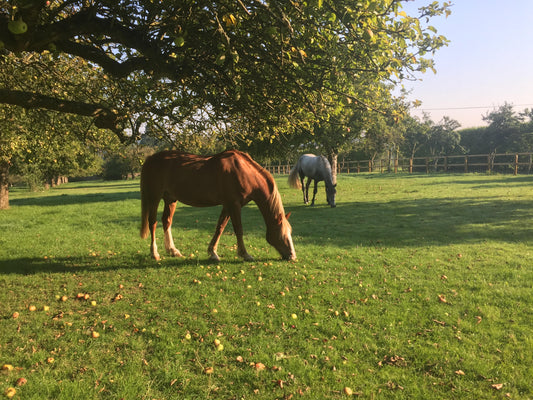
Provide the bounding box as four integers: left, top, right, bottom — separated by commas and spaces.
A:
141, 149, 272, 206
298, 153, 330, 181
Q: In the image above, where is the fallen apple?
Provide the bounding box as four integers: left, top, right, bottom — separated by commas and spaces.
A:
1, 364, 14, 372
4, 387, 16, 399
15, 377, 27, 386
254, 362, 266, 371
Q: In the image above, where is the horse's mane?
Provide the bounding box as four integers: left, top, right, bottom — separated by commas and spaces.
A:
266, 181, 285, 216
318, 156, 334, 185
232, 150, 285, 216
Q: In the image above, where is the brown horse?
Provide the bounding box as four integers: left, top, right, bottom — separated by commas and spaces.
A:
140, 150, 296, 262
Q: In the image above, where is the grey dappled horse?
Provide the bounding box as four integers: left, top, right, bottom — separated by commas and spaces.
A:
288, 154, 336, 207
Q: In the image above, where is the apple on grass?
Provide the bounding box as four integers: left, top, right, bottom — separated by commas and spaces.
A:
4, 387, 16, 399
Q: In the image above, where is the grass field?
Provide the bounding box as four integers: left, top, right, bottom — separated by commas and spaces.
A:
0, 173, 532, 399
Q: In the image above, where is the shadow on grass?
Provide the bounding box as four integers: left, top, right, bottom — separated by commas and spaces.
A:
10, 190, 140, 207
343, 172, 533, 187
0, 251, 268, 276
287, 196, 533, 248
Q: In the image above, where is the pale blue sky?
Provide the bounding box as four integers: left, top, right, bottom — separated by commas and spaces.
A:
401, 0, 533, 128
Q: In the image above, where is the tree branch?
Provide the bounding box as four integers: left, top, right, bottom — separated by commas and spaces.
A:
0, 88, 126, 138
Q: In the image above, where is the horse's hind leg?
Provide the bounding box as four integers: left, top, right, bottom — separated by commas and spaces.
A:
305, 177, 313, 205
149, 219, 160, 261
208, 207, 230, 262
147, 205, 161, 261
310, 180, 318, 206
162, 200, 183, 258
299, 173, 308, 204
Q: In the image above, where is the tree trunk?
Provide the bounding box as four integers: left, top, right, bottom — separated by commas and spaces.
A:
0, 161, 10, 210
328, 152, 338, 184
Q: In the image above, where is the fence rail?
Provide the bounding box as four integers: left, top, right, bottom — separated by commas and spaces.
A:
264, 152, 533, 176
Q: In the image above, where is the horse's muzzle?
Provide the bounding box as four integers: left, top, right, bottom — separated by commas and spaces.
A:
282, 251, 297, 261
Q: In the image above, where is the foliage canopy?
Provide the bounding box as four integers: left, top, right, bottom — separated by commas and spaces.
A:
1, 0, 450, 142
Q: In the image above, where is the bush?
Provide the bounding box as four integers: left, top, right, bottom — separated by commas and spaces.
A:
102, 155, 129, 180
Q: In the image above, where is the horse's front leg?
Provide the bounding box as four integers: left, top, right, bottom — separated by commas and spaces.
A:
228, 204, 254, 261
162, 200, 183, 258
208, 207, 230, 262
310, 180, 318, 206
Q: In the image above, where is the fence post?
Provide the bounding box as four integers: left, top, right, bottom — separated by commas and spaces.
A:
394, 158, 398, 173
425, 158, 429, 174
464, 156, 468, 173
444, 156, 448, 172
369, 160, 372, 173
514, 154, 519, 175
409, 158, 413, 173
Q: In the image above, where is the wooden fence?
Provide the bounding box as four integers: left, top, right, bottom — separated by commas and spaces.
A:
265, 152, 533, 176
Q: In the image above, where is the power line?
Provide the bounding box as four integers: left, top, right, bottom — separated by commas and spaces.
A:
418, 103, 533, 111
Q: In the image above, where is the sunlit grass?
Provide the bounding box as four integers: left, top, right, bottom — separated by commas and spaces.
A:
1, 174, 532, 399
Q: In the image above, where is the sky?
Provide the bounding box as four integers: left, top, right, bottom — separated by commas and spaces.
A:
399, 0, 533, 128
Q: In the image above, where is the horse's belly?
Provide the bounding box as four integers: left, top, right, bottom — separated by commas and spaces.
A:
173, 189, 224, 207
178, 198, 221, 207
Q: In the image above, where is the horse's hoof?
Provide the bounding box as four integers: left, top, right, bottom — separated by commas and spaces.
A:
168, 249, 183, 257
208, 253, 221, 262
242, 254, 254, 262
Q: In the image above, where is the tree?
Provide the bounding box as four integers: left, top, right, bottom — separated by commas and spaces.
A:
0, 105, 27, 209
1, 0, 451, 144
400, 114, 431, 158
425, 116, 461, 157
0, 52, 119, 208
482, 103, 523, 153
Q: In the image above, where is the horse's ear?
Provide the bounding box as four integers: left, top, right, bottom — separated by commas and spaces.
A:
285, 212, 292, 220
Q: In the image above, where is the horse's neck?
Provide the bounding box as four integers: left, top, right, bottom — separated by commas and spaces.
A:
253, 187, 283, 224
320, 159, 334, 187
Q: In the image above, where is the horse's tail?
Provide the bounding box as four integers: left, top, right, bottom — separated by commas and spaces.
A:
139, 163, 151, 239
288, 161, 301, 189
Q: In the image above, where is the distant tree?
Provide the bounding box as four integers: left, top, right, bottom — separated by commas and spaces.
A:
483, 103, 524, 153
360, 112, 403, 163
424, 116, 461, 157
459, 127, 490, 154
400, 114, 432, 158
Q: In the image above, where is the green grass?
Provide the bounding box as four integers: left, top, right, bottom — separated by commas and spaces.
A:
1, 174, 532, 399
